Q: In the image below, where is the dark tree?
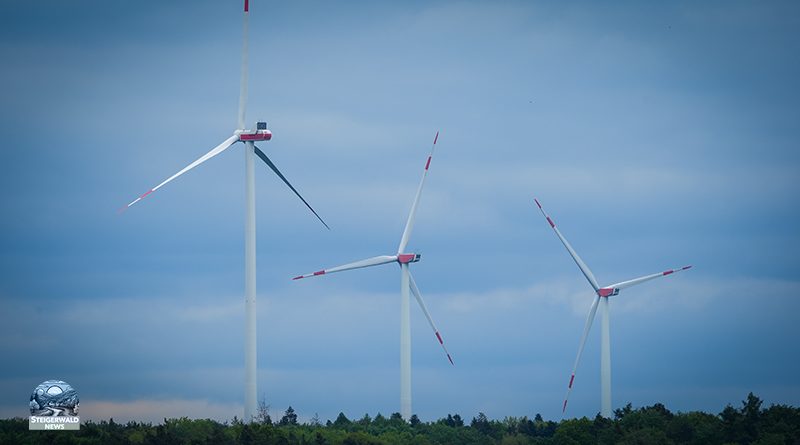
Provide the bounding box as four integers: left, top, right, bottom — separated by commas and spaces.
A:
279, 406, 298, 426
742, 392, 763, 442
389, 412, 406, 427
372, 413, 388, 428
357, 413, 372, 427
471, 412, 492, 435
721, 403, 744, 443
614, 402, 633, 421
334, 412, 351, 428
442, 414, 455, 427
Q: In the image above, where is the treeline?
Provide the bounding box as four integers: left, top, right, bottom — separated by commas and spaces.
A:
1, 393, 799, 445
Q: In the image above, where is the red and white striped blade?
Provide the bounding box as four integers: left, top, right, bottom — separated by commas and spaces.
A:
534, 198, 600, 291
408, 269, 454, 365
292, 255, 397, 280
563, 294, 601, 415
397, 131, 439, 254
122, 135, 239, 211
607, 265, 692, 291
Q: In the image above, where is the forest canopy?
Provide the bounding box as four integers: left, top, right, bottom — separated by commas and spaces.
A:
2, 393, 798, 445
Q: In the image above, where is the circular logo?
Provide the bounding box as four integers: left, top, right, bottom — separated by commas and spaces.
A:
29, 380, 79, 417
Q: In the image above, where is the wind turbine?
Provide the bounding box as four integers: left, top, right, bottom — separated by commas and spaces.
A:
533, 198, 691, 418
293, 132, 453, 419
122, 0, 329, 422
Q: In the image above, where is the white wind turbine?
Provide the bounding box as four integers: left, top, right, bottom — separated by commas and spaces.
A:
122, 0, 329, 422
293, 132, 453, 420
534, 198, 691, 418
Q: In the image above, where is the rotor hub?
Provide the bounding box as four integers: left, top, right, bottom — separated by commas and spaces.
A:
397, 253, 421, 264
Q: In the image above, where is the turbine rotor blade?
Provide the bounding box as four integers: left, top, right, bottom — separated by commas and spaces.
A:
397, 131, 439, 254
293, 255, 397, 280
253, 145, 330, 230
534, 198, 600, 291
237, 0, 249, 130
122, 135, 239, 210
408, 269, 454, 365
607, 265, 692, 291
563, 295, 601, 415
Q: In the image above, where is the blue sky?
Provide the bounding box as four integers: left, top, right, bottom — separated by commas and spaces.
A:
1, 0, 799, 423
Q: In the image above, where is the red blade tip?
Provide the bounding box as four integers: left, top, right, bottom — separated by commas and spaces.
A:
447, 354, 454, 365
292, 275, 304, 280
433, 131, 439, 145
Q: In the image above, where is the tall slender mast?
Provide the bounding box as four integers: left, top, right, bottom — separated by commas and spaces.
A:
240, 0, 257, 423
599, 297, 611, 418
244, 141, 257, 422
400, 263, 412, 419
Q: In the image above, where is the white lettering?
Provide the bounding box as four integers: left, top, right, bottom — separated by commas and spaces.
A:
30, 416, 80, 423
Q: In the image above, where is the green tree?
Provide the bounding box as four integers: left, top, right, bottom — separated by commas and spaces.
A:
554, 417, 594, 445
342, 431, 385, 445
721, 403, 744, 443
617, 427, 671, 445
372, 413, 388, 430
760, 403, 800, 443
741, 392, 763, 442
280, 406, 299, 426
358, 413, 372, 428
593, 413, 619, 445
388, 412, 406, 428
334, 412, 352, 429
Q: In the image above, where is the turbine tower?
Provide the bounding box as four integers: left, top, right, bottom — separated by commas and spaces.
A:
293, 133, 453, 419
122, 0, 329, 422
534, 198, 691, 418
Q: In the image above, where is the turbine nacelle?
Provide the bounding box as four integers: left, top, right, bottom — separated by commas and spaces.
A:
397, 253, 421, 264
597, 288, 620, 298
237, 121, 272, 142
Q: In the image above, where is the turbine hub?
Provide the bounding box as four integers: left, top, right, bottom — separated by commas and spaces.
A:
597, 288, 619, 298
397, 253, 421, 264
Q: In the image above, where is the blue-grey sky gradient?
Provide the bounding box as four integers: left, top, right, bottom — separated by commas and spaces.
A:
1, 0, 799, 423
